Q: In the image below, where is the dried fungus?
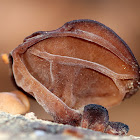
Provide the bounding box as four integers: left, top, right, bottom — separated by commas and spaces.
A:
10, 19, 140, 135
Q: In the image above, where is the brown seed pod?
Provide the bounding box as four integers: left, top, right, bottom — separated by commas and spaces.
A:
0, 91, 30, 114
10, 19, 140, 135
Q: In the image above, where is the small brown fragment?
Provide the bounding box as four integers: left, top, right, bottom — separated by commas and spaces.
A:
81, 104, 109, 132
63, 128, 84, 138
105, 122, 129, 136
0, 91, 30, 114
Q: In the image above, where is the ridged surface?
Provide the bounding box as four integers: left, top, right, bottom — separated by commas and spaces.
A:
10, 19, 140, 122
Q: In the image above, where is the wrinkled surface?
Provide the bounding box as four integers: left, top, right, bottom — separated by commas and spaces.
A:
0, 112, 139, 140
10, 19, 140, 124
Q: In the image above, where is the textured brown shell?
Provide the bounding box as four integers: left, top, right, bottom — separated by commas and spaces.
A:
10, 19, 140, 120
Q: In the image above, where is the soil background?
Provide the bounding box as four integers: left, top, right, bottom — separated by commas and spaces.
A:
0, 0, 140, 136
